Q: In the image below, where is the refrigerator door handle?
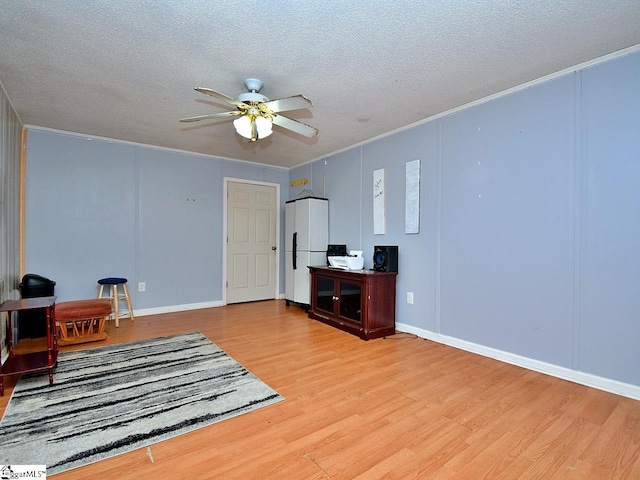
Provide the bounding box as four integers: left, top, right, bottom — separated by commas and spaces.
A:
292, 232, 297, 270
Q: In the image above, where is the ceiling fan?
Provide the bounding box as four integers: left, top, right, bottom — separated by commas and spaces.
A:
180, 78, 318, 142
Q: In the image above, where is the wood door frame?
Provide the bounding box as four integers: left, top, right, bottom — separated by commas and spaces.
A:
223, 177, 280, 305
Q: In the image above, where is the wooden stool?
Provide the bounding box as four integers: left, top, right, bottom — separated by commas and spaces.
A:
56, 299, 112, 346
97, 277, 134, 328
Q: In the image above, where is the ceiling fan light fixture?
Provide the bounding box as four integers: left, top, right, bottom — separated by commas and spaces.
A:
255, 115, 273, 138
233, 115, 273, 141
233, 115, 254, 139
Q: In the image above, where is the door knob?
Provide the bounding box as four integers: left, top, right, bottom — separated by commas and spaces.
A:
271, 246, 277, 251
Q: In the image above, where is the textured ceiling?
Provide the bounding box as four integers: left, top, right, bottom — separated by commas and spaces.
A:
1, 1, 639, 168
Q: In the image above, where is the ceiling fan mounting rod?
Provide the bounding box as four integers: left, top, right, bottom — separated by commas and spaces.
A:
243, 78, 263, 93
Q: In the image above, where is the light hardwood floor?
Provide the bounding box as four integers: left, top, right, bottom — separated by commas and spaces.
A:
2, 300, 640, 479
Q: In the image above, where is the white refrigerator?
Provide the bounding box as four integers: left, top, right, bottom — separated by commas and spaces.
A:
285, 197, 328, 306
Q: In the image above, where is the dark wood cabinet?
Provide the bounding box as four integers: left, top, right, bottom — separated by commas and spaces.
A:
308, 266, 396, 340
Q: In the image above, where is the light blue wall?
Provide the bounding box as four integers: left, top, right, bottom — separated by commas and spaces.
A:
136, 148, 222, 308
25, 136, 137, 301
300, 50, 640, 388
439, 75, 575, 367
579, 52, 640, 383
289, 148, 363, 251
361, 126, 440, 333
24, 132, 289, 307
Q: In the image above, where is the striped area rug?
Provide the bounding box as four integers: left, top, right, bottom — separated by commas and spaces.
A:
0, 331, 283, 474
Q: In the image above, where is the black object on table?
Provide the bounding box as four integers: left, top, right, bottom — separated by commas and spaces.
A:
18, 274, 56, 339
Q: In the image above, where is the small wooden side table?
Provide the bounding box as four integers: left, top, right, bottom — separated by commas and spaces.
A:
0, 296, 58, 396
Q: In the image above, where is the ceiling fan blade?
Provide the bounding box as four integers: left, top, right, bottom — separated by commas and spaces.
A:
179, 111, 240, 123
194, 87, 245, 108
272, 114, 318, 138
263, 95, 313, 113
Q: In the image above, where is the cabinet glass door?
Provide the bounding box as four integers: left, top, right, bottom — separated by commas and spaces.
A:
316, 277, 335, 314
339, 282, 361, 323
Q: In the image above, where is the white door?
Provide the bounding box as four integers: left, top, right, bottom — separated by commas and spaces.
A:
226, 181, 277, 304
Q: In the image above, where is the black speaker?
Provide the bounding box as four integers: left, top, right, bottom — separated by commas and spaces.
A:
326, 244, 347, 266
373, 245, 398, 272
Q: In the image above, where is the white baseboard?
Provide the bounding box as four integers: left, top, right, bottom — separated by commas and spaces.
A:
133, 300, 224, 317
396, 322, 640, 401
133, 295, 288, 317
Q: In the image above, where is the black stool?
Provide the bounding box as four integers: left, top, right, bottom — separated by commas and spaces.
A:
97, 277, 134, 327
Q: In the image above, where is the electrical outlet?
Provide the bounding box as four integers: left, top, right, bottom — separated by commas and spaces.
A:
138, 282, 146, 292
407, 292, 414, 304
